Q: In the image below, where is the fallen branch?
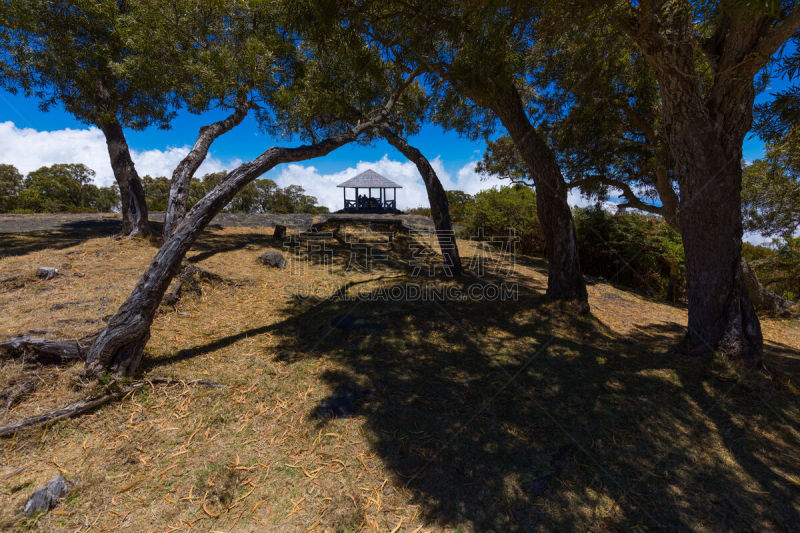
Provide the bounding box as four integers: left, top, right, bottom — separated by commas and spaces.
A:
0, 377, 226, 437
0, 333, 99, 364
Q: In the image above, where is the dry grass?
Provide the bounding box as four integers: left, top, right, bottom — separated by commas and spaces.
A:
0, 224, 799, 532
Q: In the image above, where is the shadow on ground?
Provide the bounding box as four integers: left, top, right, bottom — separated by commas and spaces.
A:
0, 219, 168, 258
262, 275, 799, 530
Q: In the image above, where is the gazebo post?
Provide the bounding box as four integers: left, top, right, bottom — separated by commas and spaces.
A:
343, 187, 346, 209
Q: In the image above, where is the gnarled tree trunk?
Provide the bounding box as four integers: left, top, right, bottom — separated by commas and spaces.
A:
381, 126, 462, 275
99, 121, 150, 238
491, 85, 588, 309
741, 258, 793, 317
163, 104, 251, 239
85, 119, 388, 377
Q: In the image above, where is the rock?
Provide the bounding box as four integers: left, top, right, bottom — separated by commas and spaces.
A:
23, 475, 69, 517
272, 224, 287, 241
258, 251, 287, 269
36, 267, 58, 280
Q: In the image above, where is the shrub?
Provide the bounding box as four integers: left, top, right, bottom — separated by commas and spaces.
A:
462, 185, 544, 254
744, 237, 800, 301
573, 206, 685, 300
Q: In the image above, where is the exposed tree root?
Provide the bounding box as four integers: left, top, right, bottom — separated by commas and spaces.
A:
0, 333, 99, 364
0, 377, 226, 437
161, 263, 235, 307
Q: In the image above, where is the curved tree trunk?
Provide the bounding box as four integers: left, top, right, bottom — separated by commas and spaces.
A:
163, 104, 251, 239
741, 258, 793, 317
491, 86, 588, 310
381, 126, 462, 275
85, 119, 388, 378
99, 121, 150, 238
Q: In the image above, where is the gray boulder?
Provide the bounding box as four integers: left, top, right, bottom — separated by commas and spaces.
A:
23, 475, 69, 516
258, 251, 287, 269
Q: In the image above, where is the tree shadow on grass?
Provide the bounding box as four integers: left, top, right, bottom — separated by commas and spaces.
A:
260, 276, 800, 531
0, 220, 125, 258
139, 229, 800, 530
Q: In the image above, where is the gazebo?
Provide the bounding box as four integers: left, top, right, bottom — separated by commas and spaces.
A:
337, 169, 402, 213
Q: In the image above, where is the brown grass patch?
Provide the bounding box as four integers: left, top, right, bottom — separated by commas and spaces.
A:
1, 224, 799, 531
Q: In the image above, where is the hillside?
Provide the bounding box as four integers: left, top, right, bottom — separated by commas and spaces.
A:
1, 222, 799, 531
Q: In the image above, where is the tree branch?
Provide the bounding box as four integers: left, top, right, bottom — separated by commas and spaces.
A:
163, 101, 254, 237
750, 8, 800, 75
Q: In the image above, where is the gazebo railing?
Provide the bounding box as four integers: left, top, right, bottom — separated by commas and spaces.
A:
343, 195, 397, 211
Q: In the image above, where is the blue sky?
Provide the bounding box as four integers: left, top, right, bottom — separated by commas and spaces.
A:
0, 54, 793, 216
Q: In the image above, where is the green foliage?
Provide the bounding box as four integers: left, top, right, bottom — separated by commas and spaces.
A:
744, 238, 800, 301
445, 190, 473, 224
0, 163, 23, 211
462, 185, 543, 254
142, 173, 328, 214
141, 176, 171, 212
742, 135, 800, 240
0, 163, 119, 213
405, 206, 431, 216
573, 206, 685, 300
0, 0, 177, 129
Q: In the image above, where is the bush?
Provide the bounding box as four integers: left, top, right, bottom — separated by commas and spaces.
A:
573, 206, 685, 300
405, 206, 431, 216
462, 185, 544, 254
744, 238, 800, 301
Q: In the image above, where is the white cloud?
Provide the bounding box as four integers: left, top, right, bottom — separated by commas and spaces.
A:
0, 121, 240, 187
269, 155, 508, 211
0, 120, 623, 213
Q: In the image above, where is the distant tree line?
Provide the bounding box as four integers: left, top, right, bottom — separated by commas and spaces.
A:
0, 163, 329, 215
0, 163, 118, 213
141, 172, 329, 214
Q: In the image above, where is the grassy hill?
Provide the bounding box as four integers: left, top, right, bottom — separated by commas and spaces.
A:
1, 224, 799, 531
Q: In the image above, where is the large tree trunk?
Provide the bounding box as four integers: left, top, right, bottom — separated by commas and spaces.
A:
163, 104, 251, 239
491, 86, 588, 309
85, 122, 385, 377
676, 154, 763, 364
99, 121, 150, 238
636, 30, 764, 364
381, 126, 462, 275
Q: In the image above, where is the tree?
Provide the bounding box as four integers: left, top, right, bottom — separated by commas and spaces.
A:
142, 176, 172, 212
743, 139, 800, 241
444, 191, 472, 224
342, 1, 589, 309
0, 164, 22, 212
83, 1, 420, 377
478, 13, 792, 316
0, 0, 180, 236
24, 164, 93, 211
605, 1, 800, 365
381, 125, 462, 274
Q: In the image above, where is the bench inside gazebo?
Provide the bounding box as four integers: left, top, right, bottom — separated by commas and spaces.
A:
337, 169, 402, 213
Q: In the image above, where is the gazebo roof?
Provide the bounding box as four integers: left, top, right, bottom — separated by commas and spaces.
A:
337, 169, 402, 189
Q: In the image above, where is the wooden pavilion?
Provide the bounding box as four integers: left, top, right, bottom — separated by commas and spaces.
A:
337, 169, 402, 213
